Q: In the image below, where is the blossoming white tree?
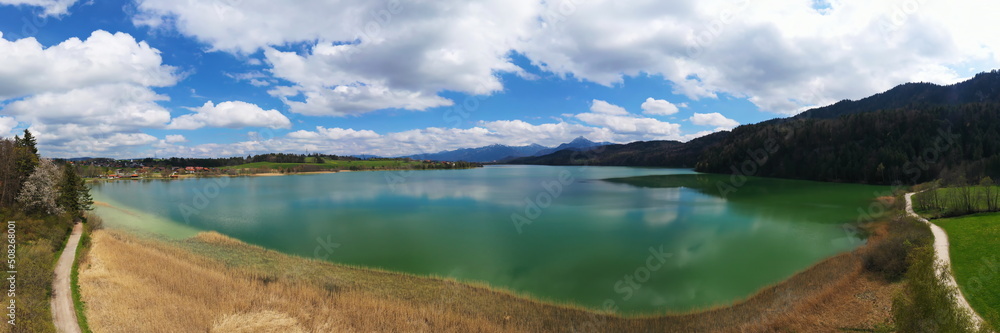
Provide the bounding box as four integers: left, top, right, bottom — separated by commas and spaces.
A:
17, 158, 64, 215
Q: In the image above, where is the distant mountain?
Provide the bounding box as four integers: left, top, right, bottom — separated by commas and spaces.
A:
514, 70, 1000, 184
404, 137, 611, 163
509, 132, 730, 168
530, 136, 612, 157
404, 143, 546, 163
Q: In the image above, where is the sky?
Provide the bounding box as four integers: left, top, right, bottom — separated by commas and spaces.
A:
0, 0, 998, 158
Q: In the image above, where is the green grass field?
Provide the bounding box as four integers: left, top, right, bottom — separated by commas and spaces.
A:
935, 213, 1000, 330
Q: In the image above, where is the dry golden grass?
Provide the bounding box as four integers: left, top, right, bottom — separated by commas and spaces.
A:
80, 223, 901, 333
80, 230, 512, 332
192, 231, 245, 247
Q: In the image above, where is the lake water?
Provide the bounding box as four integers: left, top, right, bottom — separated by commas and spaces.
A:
91, 165, 889, 314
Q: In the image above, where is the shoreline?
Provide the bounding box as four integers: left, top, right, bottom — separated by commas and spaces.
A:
80, 198, 899, 331
84, 164, 488, 182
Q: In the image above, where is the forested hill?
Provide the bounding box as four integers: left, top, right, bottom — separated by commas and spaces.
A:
514, 70, 1000, 185
508, 131, 729, 168
789, 70, 1000, 121
695, 103, 1000, 185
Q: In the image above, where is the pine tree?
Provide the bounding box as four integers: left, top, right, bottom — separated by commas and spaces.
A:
16, 129, 38, 156
57, 165, 93, 219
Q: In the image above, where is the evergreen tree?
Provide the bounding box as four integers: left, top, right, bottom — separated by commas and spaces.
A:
16, 129, 38, 156
57, 165, 93, 219
13, 129, 40, 193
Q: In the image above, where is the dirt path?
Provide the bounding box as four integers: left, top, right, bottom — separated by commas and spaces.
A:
51, 222, 83, 333
904, 192, 985, 328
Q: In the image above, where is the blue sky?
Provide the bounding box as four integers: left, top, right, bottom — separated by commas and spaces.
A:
0, 0, 996, 158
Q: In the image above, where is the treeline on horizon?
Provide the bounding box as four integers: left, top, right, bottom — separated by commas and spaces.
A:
71, 153, 374, 168
696, 102, 1000, 185
67, 153, 482, 177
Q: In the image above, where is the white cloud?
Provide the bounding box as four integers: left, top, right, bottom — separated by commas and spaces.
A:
287, 127, 380, 141
0, 0, 79, 16
0, 31, 179, 157
136, 0, 539, 116
164, 134, 187, 143
574, 101, 684, 138
590, 99, 628, 115
0, 30, 177, 99
519, 0, 999, 114
132, 0, 1000, 116
4, 83, 173, 153
0, 117, 17, 137
576, 112, 682, 137
689, 112, 739, 129
167, 101, 291, 130
641, 98, 681, 115
269, 81, 453, 117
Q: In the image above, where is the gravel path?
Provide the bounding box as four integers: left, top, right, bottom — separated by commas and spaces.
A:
51, 222, 83, 333
904, 192, 985, 329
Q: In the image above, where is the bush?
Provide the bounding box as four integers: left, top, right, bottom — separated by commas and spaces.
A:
864, 216, 933, 281
83, 212, 103, 233
892, 245, 982, 333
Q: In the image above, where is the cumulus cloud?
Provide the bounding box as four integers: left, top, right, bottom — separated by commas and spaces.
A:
575, 101, 683, 138
167, 101, 291, 130
0, 30, 177, 99
689, 112, 739, 129
0, 31, 179, 157
0, 116, 17, 137
0, 0, 79, 16
164, 134, 187, 143
590, 99, 628, 115
576, 113, 682, 137
4, 83, 172, 152
7, 0, 998, 157
136, 0, 538, 116
287, 127, 380, 141
521, 0, 998, 114
131, 0, 1000, 117
641, 98, 681, 115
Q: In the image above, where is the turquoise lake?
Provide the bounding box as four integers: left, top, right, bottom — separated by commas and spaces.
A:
91, 165, 890, 314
